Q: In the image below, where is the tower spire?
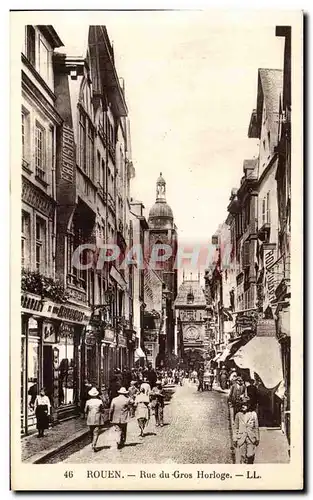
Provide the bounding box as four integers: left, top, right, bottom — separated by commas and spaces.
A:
156, 173, 166, 202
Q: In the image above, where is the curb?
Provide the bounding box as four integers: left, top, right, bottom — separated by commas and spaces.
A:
26, 428, 91, 464
227, 405, 236, 464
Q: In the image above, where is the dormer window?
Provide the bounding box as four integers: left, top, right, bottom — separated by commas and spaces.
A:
187, 291, 194, 304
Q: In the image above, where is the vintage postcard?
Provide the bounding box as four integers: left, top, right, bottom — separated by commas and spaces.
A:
10, 9, 303, 491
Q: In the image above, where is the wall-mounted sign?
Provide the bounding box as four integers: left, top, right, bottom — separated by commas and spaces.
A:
61, 124, 75, 183
43, 321, 56, 343
51, 304, 89, 324
264, 246, 277, 305
59, 322, 76, 338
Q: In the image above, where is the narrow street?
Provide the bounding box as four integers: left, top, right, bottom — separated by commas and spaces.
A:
60, 382, 232, 464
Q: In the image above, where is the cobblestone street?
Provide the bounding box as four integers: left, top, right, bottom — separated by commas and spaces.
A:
60, 382, 232, 464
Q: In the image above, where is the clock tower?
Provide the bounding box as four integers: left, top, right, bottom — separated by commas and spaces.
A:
174, 277, 207, 370
146, 173, 178, 363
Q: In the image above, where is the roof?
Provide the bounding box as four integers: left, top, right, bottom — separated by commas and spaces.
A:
149, 201, 173, 220
249, 68, 283, 139
259, 68, 283, 116
174, 280, 206, 308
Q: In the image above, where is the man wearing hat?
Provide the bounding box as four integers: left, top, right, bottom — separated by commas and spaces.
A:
233, 397, 260, 464
150, 380, 165, 427
228, 376, 246, 416
84, 387, 103, 451
109, 387, 130, 449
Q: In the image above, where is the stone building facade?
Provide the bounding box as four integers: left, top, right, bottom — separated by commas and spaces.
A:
20, 24, 136, 433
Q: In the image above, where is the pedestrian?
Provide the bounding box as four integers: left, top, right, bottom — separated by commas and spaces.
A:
140, 377, 151, 397
134, 387, 150, 437
197, 367, 204, 392
84, 387, 103, 452
219, 365, 229, 390
34, 388, 51, 438
148, 364, 158, 389
128, 380, 139, 417
191, 369, 197, 383
208, 368, 214, 391
80, 379, 92, 417
229, 368, 238, 386
109, 387, 130, 449
150, 380, 165, 427
99, 384, 110, 426
233, 398, 260, 464
246, 378, 258, 411
228, 376, 247, 416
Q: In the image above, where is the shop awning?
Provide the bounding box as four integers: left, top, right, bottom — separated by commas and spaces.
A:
213, 352, 222, 362
230, 336, 283, 389
216, 337, 245, 363
135, 347, 146, 359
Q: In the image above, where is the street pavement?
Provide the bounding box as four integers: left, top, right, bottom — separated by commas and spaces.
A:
61, 381, 233, 464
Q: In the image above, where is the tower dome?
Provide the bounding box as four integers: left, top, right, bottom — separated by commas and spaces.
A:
148, 173, 174, 229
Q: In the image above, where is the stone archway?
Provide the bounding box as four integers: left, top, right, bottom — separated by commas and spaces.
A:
183, 347, 205, 371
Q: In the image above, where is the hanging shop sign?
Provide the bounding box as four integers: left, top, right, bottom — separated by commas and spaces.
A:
104, 328, 115, 343
256, 318, 276, 337
118, 333, 127, 347
85, 330, 98, 346
143, 331, 158, 343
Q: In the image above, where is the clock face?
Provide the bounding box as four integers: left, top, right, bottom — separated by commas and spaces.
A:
184, 326, 200, 341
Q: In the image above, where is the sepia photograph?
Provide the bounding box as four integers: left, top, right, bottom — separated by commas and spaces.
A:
10, 8, 303, 490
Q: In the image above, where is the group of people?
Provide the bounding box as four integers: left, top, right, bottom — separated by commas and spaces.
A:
227, 369, 260, 464
82, 364, 167, 452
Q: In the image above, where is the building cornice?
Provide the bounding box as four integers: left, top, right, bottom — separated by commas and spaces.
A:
22, 53, 56, 102
22, 70, 63, 126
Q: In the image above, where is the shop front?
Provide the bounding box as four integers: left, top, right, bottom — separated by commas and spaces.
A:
143, 330, 159, 368
101, 327, 116, 386
21, 294, 90, 434
126, 329, 136, 368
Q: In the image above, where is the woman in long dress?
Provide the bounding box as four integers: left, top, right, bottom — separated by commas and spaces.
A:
134, 388, 150, 437
34, 388, 51, 438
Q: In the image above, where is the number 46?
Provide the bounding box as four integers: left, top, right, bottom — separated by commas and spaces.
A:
64, 471, 74, 479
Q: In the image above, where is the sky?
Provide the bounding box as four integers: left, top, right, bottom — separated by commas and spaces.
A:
53, 11, 284, 273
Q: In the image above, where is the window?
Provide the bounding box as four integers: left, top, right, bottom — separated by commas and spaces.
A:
38, 37, 50, 83
35, 217, 46, 272
263, 139, 266, 151
266, 191, 271, 223
262, 198, 266, 225
21, 110, 30, 164
268, 131, 271, 148
101, 160, 105, 190
87, 125, 94, 180
79, 112, 86, 172
35, 122, 46, 179
25, 26, 35, 66
21, 211, 30, 268
97, 151, 101, 185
